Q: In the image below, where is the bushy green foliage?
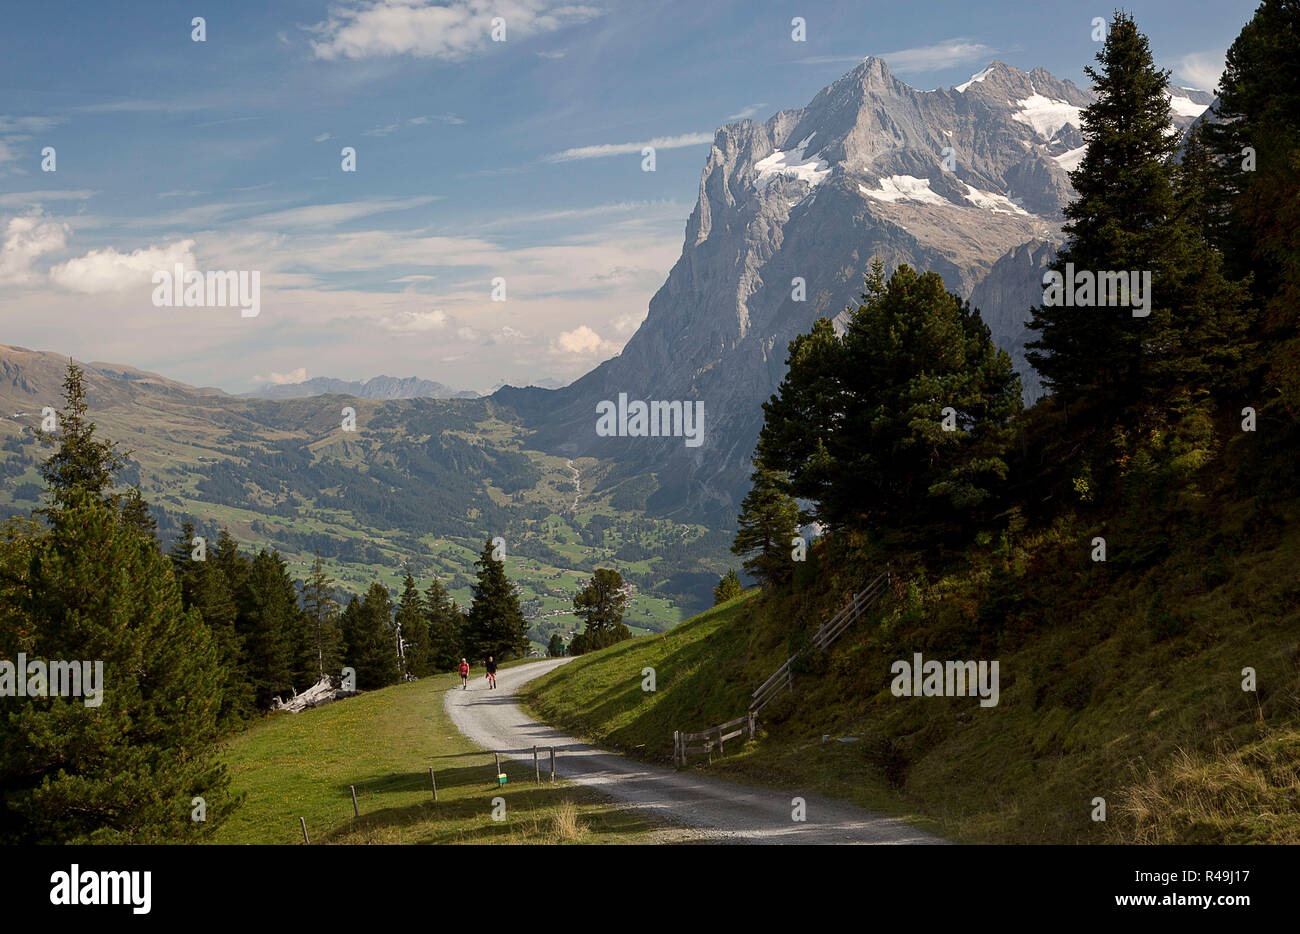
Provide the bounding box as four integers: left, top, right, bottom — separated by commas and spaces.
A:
712, 569, 744, 605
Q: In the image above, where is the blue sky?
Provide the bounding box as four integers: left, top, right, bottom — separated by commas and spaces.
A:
0, 0, 1262, 393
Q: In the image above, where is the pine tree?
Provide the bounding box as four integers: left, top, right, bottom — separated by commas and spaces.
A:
1027, 11, 1247, 418
572, 568, 631, 650
424, 577, 464, 671
546, 632, 565, 657
466, 539, 529, 662
712, 569, 744, 604
36, 361, 125, 515
1026, 12, 1180, 409
192, 559, 252, 728
301, 554, 343, 682
731, 467, 800, 588
118, 487, 157, 540
341, 583, 401, 690
0, 490, 233, 843
394, 572, 430, 676
759, 264, 1020, 544
236, 549, 301, 707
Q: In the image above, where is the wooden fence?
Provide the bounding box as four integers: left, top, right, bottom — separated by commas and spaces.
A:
672, 569, 892, 767
674, 712, 756, 767
749, 570, 891, 715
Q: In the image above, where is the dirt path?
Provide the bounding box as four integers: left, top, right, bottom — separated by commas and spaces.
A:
445, 658, 944, 844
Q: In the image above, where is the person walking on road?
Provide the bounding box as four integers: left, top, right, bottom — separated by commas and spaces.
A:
485, 655, 498, 690
458, 658, 469, 689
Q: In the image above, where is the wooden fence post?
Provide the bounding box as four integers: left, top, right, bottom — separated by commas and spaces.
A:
494, 752, 501, 786
534, 745, 540, 784
429, 767, 437, 801
300, 817, 309, 844
350, 784, 359, 817
550, 747, 556, 783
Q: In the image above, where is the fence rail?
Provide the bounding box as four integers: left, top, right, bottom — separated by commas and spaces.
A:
673, 568, 892, 767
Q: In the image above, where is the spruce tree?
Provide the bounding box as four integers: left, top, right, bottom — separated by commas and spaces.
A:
1026, 11, 1180, 410
424, 577, 464, 671
301, 554, 343, 682
731, 468, 800, 588
36, 361, 124, 514
341, 583, 401, 689
466, 539, 529, 662
0, 490, 233, 842
236, 549, 301, 707
394, 572, 430, 676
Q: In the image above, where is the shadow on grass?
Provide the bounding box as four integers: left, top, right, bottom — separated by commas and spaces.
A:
321, 770, 660, 844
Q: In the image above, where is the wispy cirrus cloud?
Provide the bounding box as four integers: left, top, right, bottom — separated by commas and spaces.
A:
310, 0, 602, 62
544, 132, 713, 163
1174, 50, 1225, 92
726, 103, 767, 121
793, 38, 997, 74
363, 113, 464, 136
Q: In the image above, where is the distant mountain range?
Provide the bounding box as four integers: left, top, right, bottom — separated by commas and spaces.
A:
494, 58, 1213, 523
243, 375, 479, 401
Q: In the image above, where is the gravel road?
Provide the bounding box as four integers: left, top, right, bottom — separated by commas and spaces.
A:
445, 658, 944, 844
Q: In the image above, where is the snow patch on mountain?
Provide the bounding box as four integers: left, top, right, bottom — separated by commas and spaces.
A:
1167, 91, 1210, 118
963, 183, 1030, 215
859, 175, 947, 205
954, 65, 995, 93
1011, 94, 1084, 139
754, 134, 830, 191
1053, 145, 1087, 173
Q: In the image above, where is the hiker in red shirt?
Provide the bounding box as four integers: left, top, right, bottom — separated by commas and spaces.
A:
458, 658, 469, 690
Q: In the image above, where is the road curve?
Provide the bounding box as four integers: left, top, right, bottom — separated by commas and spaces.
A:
445, 658, 944, 844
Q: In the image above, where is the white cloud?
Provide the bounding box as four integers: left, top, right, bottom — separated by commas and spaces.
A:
457, 326, 477, 340
612, 312, 643, 334
311, 0, 601, 61
550, 324, 612, 355
726, 103, 766, 121
0, 190, 95, 209
1175, 51, 1225, 93
265, 368, 308, 385
794, 39, 995, 74
0, 115, 63, 133
545, 132, 714, 163
0, 213, 69, 285
313, 132, 332, 142
245, 196, 439, 229
885, 40, 995, 73
536, 49, 565, 59
48, 238, 196, 293
381, 309, 448, 331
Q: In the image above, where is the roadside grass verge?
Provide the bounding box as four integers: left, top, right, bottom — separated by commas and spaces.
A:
211, 666, 674, 844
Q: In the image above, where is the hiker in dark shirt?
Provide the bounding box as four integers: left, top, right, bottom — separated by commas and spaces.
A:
485, 656, 497, 689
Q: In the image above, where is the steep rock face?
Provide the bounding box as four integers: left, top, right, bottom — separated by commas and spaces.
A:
500, 58, 1211, 522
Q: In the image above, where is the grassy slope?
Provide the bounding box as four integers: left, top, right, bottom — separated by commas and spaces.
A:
526, 503, 1300, 844
210, 666, 677, 844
